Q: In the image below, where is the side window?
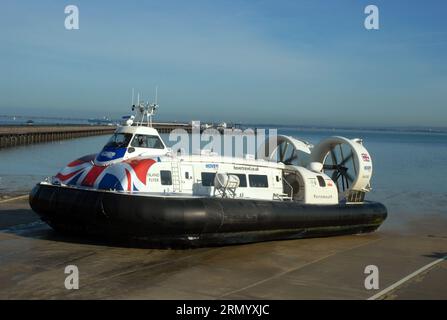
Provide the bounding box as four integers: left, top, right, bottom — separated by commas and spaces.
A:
148, 136, 164, 149
201, 172, 216, 186
230, 173, 247, 187
131, 135, 147, 148
317, 175, 326, 187
105, 133, 132, 148
249, 175, 269, 188
160, 170, 172, 185
131, 135, 164, 149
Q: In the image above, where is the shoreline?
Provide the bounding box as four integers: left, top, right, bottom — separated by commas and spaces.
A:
0, 195, 446, 299
2, 122, 447, 135
0, 192, 30, 201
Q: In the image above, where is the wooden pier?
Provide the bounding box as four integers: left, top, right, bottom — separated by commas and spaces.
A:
152, 122, 192, 134
0, 122, 248, 149
0, 125, 116, 149
0, 123, 193, 149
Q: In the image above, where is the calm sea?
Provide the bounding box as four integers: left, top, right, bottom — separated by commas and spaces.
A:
1, 127, 446, 216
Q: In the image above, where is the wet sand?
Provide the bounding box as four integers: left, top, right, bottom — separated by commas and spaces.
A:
0, 196, 446, 300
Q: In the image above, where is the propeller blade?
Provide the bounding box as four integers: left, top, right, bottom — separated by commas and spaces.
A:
282, 142, 289, 161
352, 153, 358, 175
332, 172, 341, 191
338, 171, 348, 191
340, 152, 353, 166
345, 171, 355, 183
279, 143, 285, 161
330, 149, 338, 165
342, 171, 349, 189
331, 170, 340, 182
339, 144, 345, 164
284, 152, 298, 164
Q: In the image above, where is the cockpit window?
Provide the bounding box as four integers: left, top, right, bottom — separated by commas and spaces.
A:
104, 133, 132, 148
130, 135, 164, 149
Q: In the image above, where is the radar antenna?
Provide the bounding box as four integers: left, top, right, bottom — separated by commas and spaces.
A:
131, 88, 135, 107
131, 86, 159, 127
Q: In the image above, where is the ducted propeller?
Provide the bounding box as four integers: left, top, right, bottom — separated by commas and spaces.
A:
311, 136, 373, 195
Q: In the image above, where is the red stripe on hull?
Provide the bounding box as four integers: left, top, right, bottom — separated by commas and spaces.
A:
125, 169, 131, 191
81, 166, 107, 187
126, 159, 156, 185
56, 169, 83, 182
68, 154, 96, 167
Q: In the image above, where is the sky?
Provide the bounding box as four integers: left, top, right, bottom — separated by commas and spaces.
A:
1, 0, 446, 127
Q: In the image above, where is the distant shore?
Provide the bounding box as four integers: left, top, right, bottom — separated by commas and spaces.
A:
2, 114, 447, 135
2, 123, 446, 135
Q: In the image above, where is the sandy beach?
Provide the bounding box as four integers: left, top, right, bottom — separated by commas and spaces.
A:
0, 192, 445, 300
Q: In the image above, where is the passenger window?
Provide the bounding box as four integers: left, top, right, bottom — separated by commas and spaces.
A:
131, 135, 148, 148
201, 172, 216, 186
160, 170, 172, 185
131, 135, 164, 149
317, 175, 326, 187
147, 136, 164, 149
104, 133, 132, 149
230, 173, 247, 187
249, 175, 269, 188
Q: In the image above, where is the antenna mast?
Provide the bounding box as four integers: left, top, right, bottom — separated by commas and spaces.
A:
131, 87, 159, 127
131, 88, 134, 106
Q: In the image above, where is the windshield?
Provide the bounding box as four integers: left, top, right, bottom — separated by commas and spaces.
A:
104, 133, 133, 148
130, 135, 164, 149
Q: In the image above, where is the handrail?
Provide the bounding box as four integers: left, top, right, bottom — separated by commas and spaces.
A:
282, 177, 294, 202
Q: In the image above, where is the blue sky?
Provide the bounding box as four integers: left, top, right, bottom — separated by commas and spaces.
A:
1, 0, 446, 126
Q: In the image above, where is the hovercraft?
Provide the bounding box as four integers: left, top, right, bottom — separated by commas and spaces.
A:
29, 97, 387, 246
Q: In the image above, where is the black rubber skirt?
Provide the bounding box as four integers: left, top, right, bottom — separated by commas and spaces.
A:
29, 183, 387, 246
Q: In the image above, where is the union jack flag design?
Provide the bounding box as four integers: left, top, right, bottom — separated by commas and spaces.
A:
55, 154, 157, 192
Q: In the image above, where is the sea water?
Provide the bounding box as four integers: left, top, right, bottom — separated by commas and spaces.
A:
0, 127, 446, 215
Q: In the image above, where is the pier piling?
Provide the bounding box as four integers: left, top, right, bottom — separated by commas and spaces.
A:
0, 122, 248, 149
0, 125, 116, 149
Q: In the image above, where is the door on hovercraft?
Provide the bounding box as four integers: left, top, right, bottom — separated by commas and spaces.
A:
181, 165, 194, 193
